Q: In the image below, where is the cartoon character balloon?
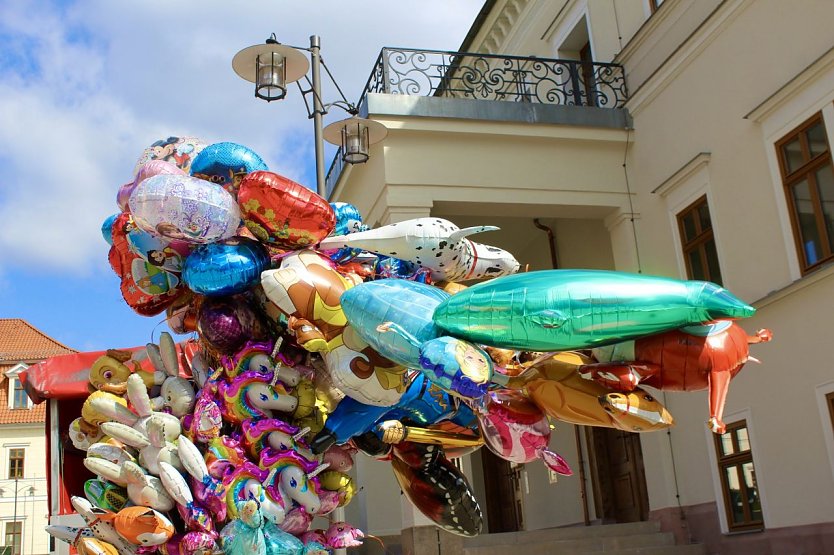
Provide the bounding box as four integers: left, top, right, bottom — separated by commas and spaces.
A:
133, 136, 207, 176
129, 174, 240, 244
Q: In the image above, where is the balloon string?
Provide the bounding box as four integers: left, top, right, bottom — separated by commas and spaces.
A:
366, 534, 386, 552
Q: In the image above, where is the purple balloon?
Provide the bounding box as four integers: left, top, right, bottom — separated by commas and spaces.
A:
198, 297, 256, 354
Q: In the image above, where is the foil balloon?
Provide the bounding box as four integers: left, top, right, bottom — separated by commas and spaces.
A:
166, 292, 203, 334
237, 170, 336, 249
433, 269, 757, 352
109, 213, 184, 316
260, 250, 407, 407
189, 141, 268, 198
129, 174, 240, 244
476, 389, 572, 475
391, 442, 482, 537
341, 279, 492, 399
101, 214, 117, 246
183, 237, 270, 296
310, 372, 476, 454
317, 217, 519, 282
119, 159, 186, 211
340, 279, 449, 368
586, 321, 772, 433
126, 226, 191, 273
198, 297, 259, 354
514, 352, 675, 432
133, 136, 207, 176
325, 202, 369, 263
98, 506, 175, 546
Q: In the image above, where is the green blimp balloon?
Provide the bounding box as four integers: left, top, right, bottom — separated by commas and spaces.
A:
432, 269, 755, 352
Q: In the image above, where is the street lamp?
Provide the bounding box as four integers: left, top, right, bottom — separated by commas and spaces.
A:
233, 34, 387, 198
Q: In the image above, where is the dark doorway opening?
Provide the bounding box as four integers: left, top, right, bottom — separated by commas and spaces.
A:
587, 427, 650, 523
480, 448, 525, 532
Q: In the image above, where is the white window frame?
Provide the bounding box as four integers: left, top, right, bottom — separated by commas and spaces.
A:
548, 0, 592, 60
2, 519, 23, 555
704, 408, 771, 534
745, 48, 834, 282
652, 152, 729, 288
4, 446, 27, 481
4, 364, 31, 410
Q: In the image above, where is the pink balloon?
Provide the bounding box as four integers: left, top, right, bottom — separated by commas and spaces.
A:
477, 390, 572, 475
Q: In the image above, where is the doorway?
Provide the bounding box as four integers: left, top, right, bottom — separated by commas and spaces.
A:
587, 427, 650, 523
480, 448, 525, 532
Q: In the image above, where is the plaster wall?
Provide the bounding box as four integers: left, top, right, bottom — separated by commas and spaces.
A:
0, 424, 48, 555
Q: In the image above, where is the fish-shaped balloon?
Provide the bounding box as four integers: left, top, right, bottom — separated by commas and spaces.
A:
433, 270, 756, 352
317, 217, 519, 282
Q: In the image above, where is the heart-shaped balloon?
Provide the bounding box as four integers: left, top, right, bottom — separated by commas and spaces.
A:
238, 170, 335, 250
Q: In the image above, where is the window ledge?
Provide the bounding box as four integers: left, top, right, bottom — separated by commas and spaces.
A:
752, 261, 834, 309
725, 527, 765, 536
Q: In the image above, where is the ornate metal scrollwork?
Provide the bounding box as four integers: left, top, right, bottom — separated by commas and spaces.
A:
361, 48, 627, 108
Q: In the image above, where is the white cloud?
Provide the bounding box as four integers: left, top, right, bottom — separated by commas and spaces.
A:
0, 0, 484, 275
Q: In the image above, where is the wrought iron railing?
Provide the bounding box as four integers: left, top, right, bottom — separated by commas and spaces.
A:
361, 47, 627, 108
326, 48, 628, 197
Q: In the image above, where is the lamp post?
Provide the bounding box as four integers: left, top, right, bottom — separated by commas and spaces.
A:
234, 33, 382, 554
3, 480, 35, 555
233, 34, 387, 199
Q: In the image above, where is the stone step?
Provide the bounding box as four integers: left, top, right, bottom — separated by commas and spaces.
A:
464, 521, 662, 548
463, 532, 676, 555
583, 545, 707, 555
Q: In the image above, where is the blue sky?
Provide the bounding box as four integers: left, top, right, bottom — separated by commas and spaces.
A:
0, 0, 484, 351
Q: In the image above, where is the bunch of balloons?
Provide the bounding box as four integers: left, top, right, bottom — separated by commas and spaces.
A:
51, 135, 771, 554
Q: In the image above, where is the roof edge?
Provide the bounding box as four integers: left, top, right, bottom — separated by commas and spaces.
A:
458, 0, 499, 53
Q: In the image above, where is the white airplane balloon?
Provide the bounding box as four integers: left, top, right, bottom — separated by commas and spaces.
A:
318, 217, 519, 282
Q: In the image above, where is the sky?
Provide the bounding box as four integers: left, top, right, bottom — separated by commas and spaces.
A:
0, 0, 485, 352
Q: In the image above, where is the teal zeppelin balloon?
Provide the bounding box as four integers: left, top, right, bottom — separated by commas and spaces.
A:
432, 270, 756, 352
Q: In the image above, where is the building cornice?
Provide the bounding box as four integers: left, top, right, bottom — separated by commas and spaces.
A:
624, 0, 750, 116
744, 46, 834, 122
753, 262, 834, 310
651, 152, 711, 197
615, 0, 681, 66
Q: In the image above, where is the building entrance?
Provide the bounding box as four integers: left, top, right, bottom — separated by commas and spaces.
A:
480, 448, 525, 532
587, 428, 650, 523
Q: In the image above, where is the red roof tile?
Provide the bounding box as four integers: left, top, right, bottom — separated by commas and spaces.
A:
0, 365, 45, 424
0, 319, 76, 362
0, 320, 75, 424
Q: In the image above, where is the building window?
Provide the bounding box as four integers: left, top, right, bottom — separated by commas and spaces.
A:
649, 0, 664, 13
3, 521, 21, 555
776, 112, 834, 273
827, 392, 834, 436
676, 195, 723, 284
10, 378, 28, 410
714, 421, 764, 531
8, 449, 24, 480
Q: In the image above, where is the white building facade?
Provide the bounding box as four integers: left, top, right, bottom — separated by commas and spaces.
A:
330, 1, 834, 553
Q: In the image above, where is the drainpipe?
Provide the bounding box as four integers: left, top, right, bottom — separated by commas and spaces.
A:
532, 219, 591, 526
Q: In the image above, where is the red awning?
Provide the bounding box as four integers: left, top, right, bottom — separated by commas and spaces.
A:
20, 340, 199, 403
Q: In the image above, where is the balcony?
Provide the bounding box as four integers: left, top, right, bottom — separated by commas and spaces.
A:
325, 47, 629, 198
